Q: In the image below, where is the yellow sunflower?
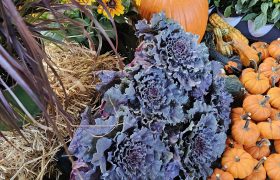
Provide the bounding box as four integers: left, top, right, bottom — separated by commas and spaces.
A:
97, 0, 125, 18
135, 0, 141, 6
61, 0, 96, 5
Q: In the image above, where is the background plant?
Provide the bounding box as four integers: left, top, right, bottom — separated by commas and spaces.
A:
43, 0, 140, 60
209, 0, 280, 30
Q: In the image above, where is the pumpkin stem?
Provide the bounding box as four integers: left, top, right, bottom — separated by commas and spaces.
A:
260, 95, 270, 106
276, 56, 280, 64
257, 52, 262, 62
256, 138, 271, 147
271, 76, 277, 87
243, 118, 250, 129
272, 66, 280, 72
268, 118, 272, 123
241, 112, 251, 120
228, 138, 234, 148
234, 156, 240, 162
242, 88, 250, 97
277, 113, 280, 121
222, 165, 228, 171
250, 60, 258, 73
254, 157, 267, 170
216, 174, 221, 180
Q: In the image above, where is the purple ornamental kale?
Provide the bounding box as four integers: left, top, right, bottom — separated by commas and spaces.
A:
68, 107, 118, 163
135, 13, 212, 93
183, 113, 226, 178
92, 127, 173, 180
70, 161, 96, 180
69, 13, 233, 180
134, 66, 188, 124
209, 61, 233, 130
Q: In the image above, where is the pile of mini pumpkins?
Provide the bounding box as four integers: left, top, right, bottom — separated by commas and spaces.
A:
208, 13, 280, 180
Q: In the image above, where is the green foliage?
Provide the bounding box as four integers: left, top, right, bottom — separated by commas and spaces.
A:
1, 85, 41, 131
210, 0, 280, 30
43, 0, 139, 57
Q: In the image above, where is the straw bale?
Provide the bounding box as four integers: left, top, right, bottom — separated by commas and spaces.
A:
0, 42, 121, 179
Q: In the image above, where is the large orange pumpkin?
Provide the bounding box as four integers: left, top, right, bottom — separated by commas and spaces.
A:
138, 0, 209, 42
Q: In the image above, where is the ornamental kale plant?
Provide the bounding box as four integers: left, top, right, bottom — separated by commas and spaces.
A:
69, 13, 233, 180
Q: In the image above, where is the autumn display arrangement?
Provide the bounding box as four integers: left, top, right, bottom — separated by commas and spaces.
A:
0, 0, 280, 179
66, 8, 280, 177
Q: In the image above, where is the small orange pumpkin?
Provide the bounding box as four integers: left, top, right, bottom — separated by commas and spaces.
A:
270, 108, 280, 121
268, 38, 280, 60
264, 153, 280, 180
267, 86, 280, 110
258, 58, 280, 84
257, 118, 280, 139
244, 157, 267, 180
243, 95, 271, 122
221, 148, 255, 179
274, 140, 280, 153
208, 168, 234, 180
251, 42, 270, 60
240, 62, 270, 94
225, 137, 244, 151
240, 68, 255, 82
232, 118, 260, 145
244, 138, 270, 160
230, 107, 251, 124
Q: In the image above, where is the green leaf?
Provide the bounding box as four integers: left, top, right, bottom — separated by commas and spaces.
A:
248, 0, 258, 8
4, 85, 41, 117
114, 15, 126, 24
254, 13, 267, 30
261, 3, 269, 14
274, 12, 280, 24
0, 84, 42, 130
214, 0, 220, 7
241, 0, 246, 4
99, 19, 115, 39
235, 0, 244, 14
122, 0, 130, 10
224, 5, 232, 17
272, 7, 280, 20
276, 21, 280, 29
242, 13, 258, 21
